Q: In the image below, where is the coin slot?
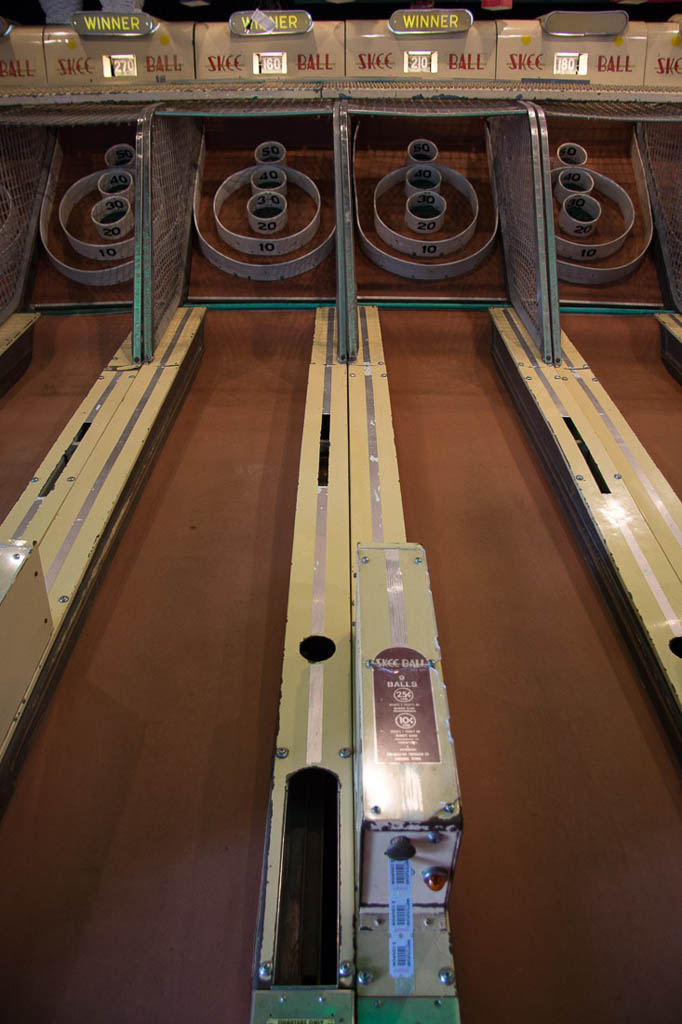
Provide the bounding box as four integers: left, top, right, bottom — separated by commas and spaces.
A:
299, 634, 336, 663
274, 767, 339, 986
38, 420, 92, 498
563, 417, 611, 494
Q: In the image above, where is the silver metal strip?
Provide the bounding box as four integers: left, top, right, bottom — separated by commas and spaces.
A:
384, 545, 419, 992
324, 305, 335, 368
563, 351, 682, 553
13, 370, 126, 541
503, 308, 569, 416
503, 310, 682, 641
359, 308, 384, 544
617, 516, 682, 638
44, 308, 192, 592
306, 310, 334, 765
385, 547, 407, 647
309, 442, 330, 636
360, 304, 371, 365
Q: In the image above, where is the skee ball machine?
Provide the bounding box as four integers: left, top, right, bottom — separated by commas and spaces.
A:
0, 8, 680, 1024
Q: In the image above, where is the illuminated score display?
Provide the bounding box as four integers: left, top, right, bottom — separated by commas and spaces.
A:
553, 52, 588, 76
404, 50, 438, 73
253, 51, 287, 74
102, 54, 137, 77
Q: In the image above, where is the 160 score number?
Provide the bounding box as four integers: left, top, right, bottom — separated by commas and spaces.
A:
254, 51, 287, 75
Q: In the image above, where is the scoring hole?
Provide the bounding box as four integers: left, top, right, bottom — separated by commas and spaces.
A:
299, 635, 336, 663
669, 636, 682, 659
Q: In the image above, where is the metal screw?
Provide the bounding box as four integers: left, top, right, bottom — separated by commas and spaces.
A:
525, 375, 532, 381
576, 475, 584, 481
338, 960, 353, 979
562, 376, 568, 381
380, 373, 386, 378
258, 961, 272, 980
357, 969, 374, 986
371, 805, 381, 815
98, 375, 104, 380
374, 1000, 383, 1009
58, 595, 69, 604
614, 473, 622, 480
592, 377, 598, 382
31, 477, 38, 483
12, 552, 21, 560
428, 659, 436, 668
279, 995, 287, 1004
434, 999, 442, 1007
583, 364, 589, 370
365, 659, 374, 668
67, 476, 75, 482
374, 917, 383, 927
378, 361, 384, 365
339, 747, 352, 758
318, 995, 326, 1004
350, 373, 355, 377
442, 802, 455, 814
361, 556, 369, 563
414, 556, 422, 564
439, 967, 455, 986
426, 830, 443, 844
424, 917, 432, 927
275, 747, 289, 759
554, 374, 561, 380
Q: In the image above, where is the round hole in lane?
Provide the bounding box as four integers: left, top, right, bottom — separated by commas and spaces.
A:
299, 635, 336, 663
669, 636, 682, 659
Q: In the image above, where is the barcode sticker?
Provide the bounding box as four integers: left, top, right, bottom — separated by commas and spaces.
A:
388, 845, 415, 980
389, 936, 414, 977
388, 858, 411, 892
390, 897, 413, 932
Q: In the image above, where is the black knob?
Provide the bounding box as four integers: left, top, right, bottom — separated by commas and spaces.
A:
384, 836, 416, 861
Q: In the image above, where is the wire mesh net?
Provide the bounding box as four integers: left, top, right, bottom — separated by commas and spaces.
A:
159, 97, 332, 116
347, 96, 521, 116
538, 99, 682, 121
0, 103, 144, 126
638, 121, 682, 310
488, 114, 547, 357
149, 115, 202, 348
0, 125, 53, 323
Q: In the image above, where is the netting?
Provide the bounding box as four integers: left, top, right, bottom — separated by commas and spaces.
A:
638, 121, 682, 311
537, 99, 682, 121
149, 114, 202, 350
488, 113, 551, 361
347, 96, 520, 116
0, 103, 145, 126
0, 125, 53, 323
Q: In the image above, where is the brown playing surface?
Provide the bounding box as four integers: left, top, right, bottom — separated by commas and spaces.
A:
353, 115, 508, 301
0, 309, 310, 1023
0, 313, 129, 523
381, 309, 682, 1024
31, 125, 137, 307
547, 119, 663, 306
1, 308, 681, 1022
562, 313, 682, 499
